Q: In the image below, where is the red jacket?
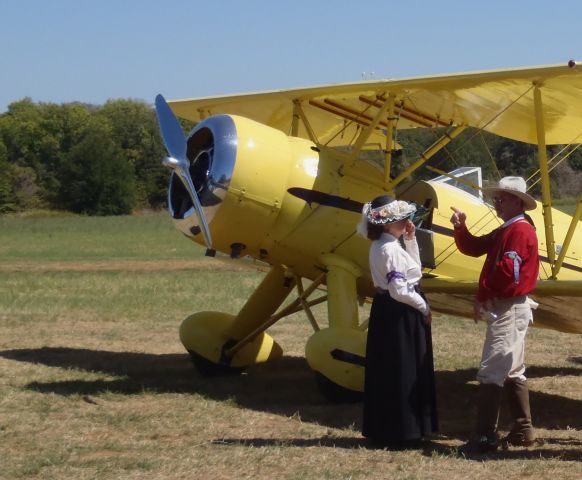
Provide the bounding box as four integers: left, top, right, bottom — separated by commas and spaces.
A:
453, 217, 539, 302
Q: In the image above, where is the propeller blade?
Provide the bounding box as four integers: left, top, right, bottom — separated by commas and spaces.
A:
155, 94, 187, 161
155, 94, 213, 248
177, 170, 213, 248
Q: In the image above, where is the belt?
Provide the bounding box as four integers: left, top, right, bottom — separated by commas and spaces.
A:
486, 295, 538, 310
376, 284, 422, 295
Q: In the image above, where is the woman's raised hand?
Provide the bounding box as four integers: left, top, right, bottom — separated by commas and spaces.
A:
403, 219, 416, 240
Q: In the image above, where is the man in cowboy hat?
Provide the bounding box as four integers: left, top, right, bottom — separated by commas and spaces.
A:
450, 176, 539, 454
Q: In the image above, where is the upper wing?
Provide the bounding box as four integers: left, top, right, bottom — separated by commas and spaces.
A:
169, 62, 582, 146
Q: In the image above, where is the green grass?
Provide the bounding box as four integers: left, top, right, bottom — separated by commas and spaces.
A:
0, 269, 265, 342
0, 212, 204, 262
0, 213, 581, 480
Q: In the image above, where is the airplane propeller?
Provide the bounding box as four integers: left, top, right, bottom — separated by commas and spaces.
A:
154, 94, 212, 248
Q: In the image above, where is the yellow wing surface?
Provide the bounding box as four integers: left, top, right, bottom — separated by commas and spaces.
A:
169, 62, 582, 146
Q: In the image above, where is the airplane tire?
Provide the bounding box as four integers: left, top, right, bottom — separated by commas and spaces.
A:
315, 372, 363, 403
188, 350, 245, 377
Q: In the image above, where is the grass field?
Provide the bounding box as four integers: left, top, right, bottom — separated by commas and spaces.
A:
0, 212, 580, 479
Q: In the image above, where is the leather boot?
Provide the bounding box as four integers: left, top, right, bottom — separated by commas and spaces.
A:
502, 378, 535, 447
461, 383, 503, 454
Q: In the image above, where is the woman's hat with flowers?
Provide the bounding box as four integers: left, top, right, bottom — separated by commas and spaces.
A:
363, 198, 417, 225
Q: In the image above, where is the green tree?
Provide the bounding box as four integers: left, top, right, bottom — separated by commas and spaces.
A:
0, 99, 46, 208
562, 146, 582, 171
100, 99, 168, 209
36, 102, 94, 205
0, 140, 16, 213
58, 117, 136, 215
0, 99, 96, 209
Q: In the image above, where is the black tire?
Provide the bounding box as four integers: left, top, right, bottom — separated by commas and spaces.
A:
188, 350, 245, 377
315, 372, 363, 403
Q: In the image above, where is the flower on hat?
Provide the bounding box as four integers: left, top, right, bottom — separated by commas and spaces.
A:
363, 199, 417, 225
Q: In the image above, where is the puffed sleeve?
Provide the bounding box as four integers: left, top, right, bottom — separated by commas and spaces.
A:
385, 248, 430, 315
403, 237, 421, 268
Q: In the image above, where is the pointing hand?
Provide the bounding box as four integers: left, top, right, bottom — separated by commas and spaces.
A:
450, 206, 466, 229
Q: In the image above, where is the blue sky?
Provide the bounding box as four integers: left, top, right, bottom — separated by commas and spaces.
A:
2, 0, 582, 112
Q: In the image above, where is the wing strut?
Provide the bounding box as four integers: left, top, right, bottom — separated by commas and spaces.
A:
348, 93, 392, 163
293, 100, 319, 144
386, 125, 466, 192
383, 94, 396, 187
533, 85, 557, 277
291, 101, 300, 136
223, 273, 328, 359
554, 196, 582, 278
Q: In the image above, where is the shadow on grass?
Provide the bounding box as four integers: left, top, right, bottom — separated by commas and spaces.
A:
454, 444, 582, 462
211, 436, 582, 461
212, 436, 455, 454
1, 347, 581, 440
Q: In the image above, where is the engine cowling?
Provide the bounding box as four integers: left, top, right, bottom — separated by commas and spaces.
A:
168, 114, 316, 258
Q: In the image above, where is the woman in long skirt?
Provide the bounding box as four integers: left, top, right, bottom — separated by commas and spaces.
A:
358, 195, 438, 447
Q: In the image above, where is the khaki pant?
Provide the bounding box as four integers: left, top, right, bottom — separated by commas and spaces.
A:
477, 296, 537, 387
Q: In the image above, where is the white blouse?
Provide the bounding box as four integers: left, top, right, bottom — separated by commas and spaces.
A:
369, 232, 430, 315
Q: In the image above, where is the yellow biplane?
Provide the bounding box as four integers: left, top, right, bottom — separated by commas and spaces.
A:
154, 61, 582, 397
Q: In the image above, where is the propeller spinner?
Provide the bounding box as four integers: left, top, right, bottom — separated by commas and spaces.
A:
155, 94, 212, 248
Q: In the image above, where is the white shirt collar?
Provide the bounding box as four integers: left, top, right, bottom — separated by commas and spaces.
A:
501, 214, 525, 229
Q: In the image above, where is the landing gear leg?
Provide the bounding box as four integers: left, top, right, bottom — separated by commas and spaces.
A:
180, 264, 296, 374
306, 254, 366, 401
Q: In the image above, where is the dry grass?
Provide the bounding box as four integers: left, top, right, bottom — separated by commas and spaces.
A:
0, 215, 581, 479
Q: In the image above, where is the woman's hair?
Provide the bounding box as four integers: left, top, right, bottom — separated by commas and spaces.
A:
370, 195, 394, 209
367, 223, 385, 241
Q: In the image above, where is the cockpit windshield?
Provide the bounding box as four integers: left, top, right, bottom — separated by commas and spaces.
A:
430, 166, 483, 200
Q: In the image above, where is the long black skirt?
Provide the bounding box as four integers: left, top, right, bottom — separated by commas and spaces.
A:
362, 293, 438, 445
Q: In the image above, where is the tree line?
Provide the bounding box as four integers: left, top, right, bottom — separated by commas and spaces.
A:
0, 98, 174, 215
1, 98, 580, 216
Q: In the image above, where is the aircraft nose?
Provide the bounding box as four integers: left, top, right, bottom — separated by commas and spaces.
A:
167, 115, 237, 239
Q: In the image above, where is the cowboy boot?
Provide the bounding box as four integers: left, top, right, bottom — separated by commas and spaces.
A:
502, 378, 535, 447
461, 383, 503, 454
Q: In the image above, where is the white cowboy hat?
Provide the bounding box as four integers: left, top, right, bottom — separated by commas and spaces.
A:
482, 176, 537, 211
